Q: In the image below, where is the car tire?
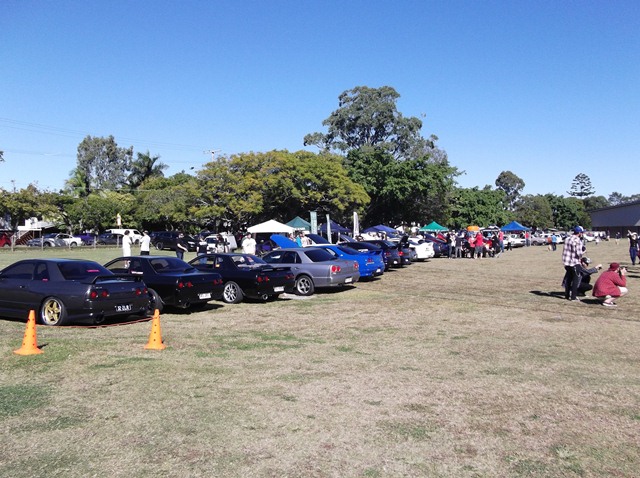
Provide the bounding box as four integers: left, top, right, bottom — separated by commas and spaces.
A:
43, 243, 51, 247
146, 288, 163, 315
40, 297, 68, 326
295, 275, 315, 296
70, 242, 77, 248
155, 242, 164, 250
222, 281, 244, 304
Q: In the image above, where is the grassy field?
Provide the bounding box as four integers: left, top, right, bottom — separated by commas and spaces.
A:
1, 242, 639, 477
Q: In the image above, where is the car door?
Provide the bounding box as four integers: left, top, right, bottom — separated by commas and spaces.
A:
0, 261, 39, 316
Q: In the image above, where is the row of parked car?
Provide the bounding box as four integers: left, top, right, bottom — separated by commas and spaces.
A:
0, 230, 445, 326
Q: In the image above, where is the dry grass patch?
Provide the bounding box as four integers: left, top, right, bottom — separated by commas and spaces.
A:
1, 241, 639, 477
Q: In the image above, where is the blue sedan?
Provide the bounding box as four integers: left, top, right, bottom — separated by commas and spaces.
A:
311, 244, 384, 279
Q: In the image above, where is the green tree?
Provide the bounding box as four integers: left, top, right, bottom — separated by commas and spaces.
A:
304, 86, 426, 160
513, 195, 553, 229
546, 194, 590, 230
73, 135, 134, 193
134, 173, 200, 231
128, 151, 168, 189
346, 149, 458, 225
194, 151, 369, 229
567, 173, 595, 198
448, 186, 512, 230
583, 195, 609, 211
495, 171, 525, 210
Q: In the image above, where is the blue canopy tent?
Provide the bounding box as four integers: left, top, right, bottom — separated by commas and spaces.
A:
319, 220, 351, 234
363, 224, 396, 234
501, 220, 531, 232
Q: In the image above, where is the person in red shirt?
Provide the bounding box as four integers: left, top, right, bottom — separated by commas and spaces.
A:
592, 262, 628, 307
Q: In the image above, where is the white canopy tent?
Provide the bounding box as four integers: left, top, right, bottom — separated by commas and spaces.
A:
247, 219, 295, 234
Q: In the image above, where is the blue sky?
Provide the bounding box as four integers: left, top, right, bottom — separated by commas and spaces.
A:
1, 0, 638, 199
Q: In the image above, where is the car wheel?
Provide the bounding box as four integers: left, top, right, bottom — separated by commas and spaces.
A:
146, 288, 164, 315
295, 275, 315, 296
40, 297, 68, 326
155, 242, 164, 250
70, 242, 77, 248
43, 243, 51, 247
222, 281, 244, 304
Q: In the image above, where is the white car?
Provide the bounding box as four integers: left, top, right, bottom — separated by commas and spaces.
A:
408, 238, 435, 260
504, 234, 526, 248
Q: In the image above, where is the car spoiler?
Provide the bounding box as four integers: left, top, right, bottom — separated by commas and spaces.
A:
92, 274, 145, 284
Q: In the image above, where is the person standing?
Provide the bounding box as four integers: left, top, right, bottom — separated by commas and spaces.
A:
454, 232, 464, 258
593, 263, 628, 307
627, 231, 639, 266
241, 233, 257, 255
175, 233, 188, 260
474, 232, 484, 259
196, 235, 208, 264
139, 230, 151, 256
562, 226, 585, 301
551, 233, 558, 251
122, 230, 132, 257
498, 229, 504, 253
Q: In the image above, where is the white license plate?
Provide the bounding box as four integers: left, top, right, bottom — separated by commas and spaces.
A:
198, 293, 212, 299
116, 304, 132, 312
375, 268, 381, 273
274, 286, 284, 292
345, 277, 352, 283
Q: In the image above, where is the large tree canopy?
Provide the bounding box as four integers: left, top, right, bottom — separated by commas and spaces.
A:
495, 171, 525, 210
69, 135, 134, 194
195, 150, 369, 229
304, 86, 427, 160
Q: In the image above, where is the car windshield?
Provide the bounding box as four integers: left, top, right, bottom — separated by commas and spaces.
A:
303, 249, 335, 262
59, 261, 110, 280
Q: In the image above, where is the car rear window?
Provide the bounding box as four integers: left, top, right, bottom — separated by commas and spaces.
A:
59, 261, 110, 280
303, 249, 334, 262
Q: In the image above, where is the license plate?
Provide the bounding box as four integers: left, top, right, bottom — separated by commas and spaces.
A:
198, 292, 212, 299
345, 277, 352, 283
274, 286, 284, 292
376, 268, 381, 273
116, 304, 132, 312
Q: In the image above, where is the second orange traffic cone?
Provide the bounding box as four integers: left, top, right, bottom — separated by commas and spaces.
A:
144, 309, 166, 350
14, 310, 44, 356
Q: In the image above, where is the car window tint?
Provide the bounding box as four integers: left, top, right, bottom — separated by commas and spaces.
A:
262, 252, 282, 264
34, 263, 50, 281
335, 246, 355, 255
59, 262, 107, 280
303, 249, 334, 262
1, 262, 35, 280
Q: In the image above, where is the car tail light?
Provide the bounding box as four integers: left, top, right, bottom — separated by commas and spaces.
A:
213, 278, 223, 286
257, 275, 270, 283
398, 250, 404, 256
366, 257, 373, 263
135, 287, 147, 296
285, 273, 294, 280
178, 281, 194, 289
353, 261, 359, 270
330, 265, 342, 273
90, 289, 110, 299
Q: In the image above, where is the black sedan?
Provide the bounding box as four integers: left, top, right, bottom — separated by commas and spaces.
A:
103, 256, 224, 311
0, 259, 150, 326
188, 253, 295, 303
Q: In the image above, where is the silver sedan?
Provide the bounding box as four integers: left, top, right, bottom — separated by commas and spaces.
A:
261, 247, 360, 296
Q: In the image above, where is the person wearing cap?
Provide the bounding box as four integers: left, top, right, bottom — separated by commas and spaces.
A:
562, 226, 586, 301
139, 230, 151, 255
592, 263, 628, 307
627, 230, 639, 266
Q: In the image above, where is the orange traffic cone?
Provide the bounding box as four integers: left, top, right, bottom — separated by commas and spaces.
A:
14, 310, 44, 356
144, 309, 166, 350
